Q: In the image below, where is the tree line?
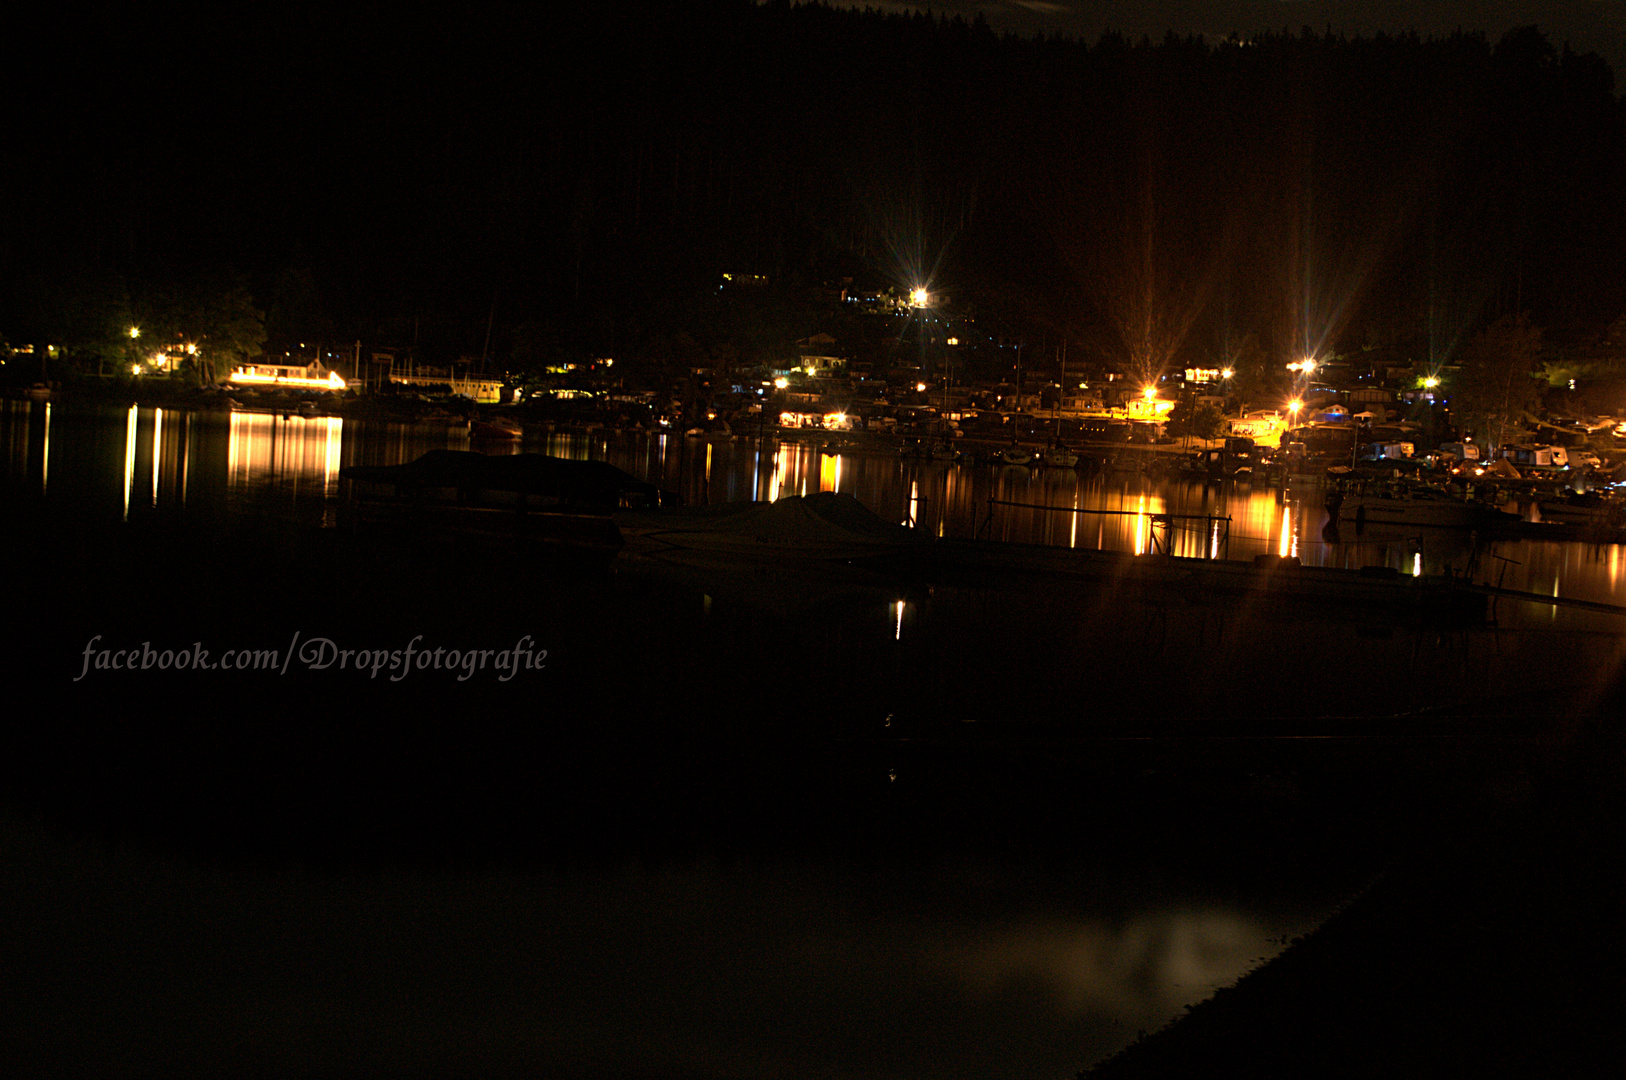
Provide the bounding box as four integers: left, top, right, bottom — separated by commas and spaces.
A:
4, 2, 1624, 389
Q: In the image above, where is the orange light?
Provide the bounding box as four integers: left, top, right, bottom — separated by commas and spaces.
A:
230, 369, 348, 390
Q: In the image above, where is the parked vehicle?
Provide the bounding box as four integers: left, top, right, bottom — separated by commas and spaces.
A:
1569, 450, 1603, 470
1498, 443, 1569, 472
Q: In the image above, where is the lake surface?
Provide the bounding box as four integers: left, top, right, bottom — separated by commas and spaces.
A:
3, 395, 1618, 1078
10, 397, 1626, 610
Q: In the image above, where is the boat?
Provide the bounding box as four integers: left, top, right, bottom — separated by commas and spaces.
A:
1184, 445, 1253, 480
1535, 492, 1626, 527
998, 446, 1034, 466
1045, 444, 1080, 468
343, 448, 671, 503
1324, 479, 1513, 535
621, 491, 920, 555
1103, 452, 1144, 476
615, 492, 928, 616
1043, 345, 1079, 469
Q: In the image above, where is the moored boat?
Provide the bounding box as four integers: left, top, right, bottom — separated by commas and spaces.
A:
1535, 492, 1626, 527
1045, 444, 1080, 468
1325, 480, 1513, 535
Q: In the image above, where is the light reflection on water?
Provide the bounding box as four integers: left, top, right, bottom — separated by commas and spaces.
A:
939, 906, 1282, 1017
2, 809, 1313, 1080
7, 400, 1626, 609
224, 412, 346, 499
7, 398, 1595, 1075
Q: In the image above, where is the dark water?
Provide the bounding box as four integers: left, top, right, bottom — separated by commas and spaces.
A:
3, 397, 1616, 1078
13, 397, 1625, 608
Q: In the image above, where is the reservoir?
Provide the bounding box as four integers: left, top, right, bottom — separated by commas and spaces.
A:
4, 396, 1620, 1078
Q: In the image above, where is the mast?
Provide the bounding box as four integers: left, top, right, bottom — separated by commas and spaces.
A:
1055, 340, 1065, 440
1011, 342, 1022, 444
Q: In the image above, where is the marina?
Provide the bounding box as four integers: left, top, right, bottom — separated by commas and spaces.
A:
10, 9, 1626, 1075
13, 396, 1626, 608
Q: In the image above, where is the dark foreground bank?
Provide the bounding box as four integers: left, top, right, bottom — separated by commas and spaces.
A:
1087, 719, 1626, 1078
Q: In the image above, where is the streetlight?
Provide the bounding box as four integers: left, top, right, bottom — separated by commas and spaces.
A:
910, 287, 929, 307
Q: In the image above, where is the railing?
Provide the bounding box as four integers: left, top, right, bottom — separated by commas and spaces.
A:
978, 497, 1233, 559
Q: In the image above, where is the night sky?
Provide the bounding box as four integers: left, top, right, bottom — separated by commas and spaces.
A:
4, 2, 1625, 365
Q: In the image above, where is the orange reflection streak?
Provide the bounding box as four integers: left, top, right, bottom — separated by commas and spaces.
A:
943, 467, 959, 536
771, 446, 790, 502
820, 452, 839, 493
41, 402, 50, 495
123, 404, 137, 520
152, 408, 162, 506
226, 413, 348, 495
1278, 504, 1291, 558
323, 419, 344, 493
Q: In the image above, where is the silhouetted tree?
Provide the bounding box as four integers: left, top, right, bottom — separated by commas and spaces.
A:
1452, 313, 1544, 449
